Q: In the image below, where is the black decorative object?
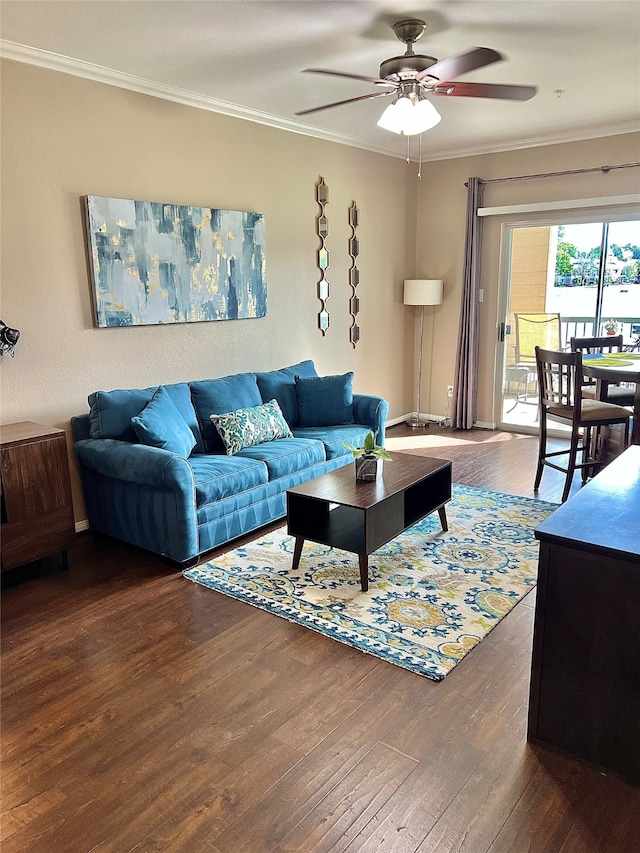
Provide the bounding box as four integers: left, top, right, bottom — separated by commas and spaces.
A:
348, 201, 360, 347
315, 177, 330, 334
0, 320, 20, 358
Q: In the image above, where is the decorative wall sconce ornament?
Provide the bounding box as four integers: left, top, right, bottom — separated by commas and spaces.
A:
348, 202, 360, 347
315, 177, 330, 334
0, 320, 20, 358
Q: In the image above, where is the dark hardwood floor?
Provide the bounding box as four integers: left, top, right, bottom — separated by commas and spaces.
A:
2, 426, 638, 852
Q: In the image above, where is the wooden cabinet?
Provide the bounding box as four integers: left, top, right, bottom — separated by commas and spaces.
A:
1, 421, 75, 571
528, 445, 640, 785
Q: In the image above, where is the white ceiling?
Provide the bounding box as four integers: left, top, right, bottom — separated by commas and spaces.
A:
2, 0, 640, 161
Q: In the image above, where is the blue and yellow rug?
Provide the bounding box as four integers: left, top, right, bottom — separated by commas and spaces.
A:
184, 485, 557, 681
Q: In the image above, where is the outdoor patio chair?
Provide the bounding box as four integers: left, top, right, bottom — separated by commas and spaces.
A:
533, 346, 631, 503
570, 334, 635, 407
505, 313, 562, 405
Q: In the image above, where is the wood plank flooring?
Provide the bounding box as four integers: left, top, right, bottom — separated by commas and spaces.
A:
2, 425, 639, 852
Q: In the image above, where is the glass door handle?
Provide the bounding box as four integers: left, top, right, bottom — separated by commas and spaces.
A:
499, 322, 512, 342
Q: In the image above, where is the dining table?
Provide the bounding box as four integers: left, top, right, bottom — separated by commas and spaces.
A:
582, 352, 640, 445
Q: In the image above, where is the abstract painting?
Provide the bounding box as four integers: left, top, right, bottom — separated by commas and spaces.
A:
84, 196, 267, 327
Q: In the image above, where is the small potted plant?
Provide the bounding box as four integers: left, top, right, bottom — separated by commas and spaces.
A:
343, 430, 393, 482
603, 318, 619, 335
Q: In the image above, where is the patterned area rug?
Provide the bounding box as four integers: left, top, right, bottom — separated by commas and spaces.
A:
184, 485, 557, 681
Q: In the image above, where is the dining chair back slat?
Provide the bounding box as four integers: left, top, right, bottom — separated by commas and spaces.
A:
533, 347, 631, 503
570, 334, 635, 407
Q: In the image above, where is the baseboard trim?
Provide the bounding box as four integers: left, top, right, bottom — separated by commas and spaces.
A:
387, 413, 451, 428
388, 415, 496, 430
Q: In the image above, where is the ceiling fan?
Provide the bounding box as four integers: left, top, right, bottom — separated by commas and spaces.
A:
296, 19, 537, 135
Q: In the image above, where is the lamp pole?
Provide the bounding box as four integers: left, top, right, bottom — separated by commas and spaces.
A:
410, 303, 426, 428
403, 279, 443, 429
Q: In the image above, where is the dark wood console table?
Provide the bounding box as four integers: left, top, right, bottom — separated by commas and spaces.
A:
528, 445, 640, 785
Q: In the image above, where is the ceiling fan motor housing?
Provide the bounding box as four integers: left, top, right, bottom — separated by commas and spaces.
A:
381, 19, 438, 82
379, 54, 438, 82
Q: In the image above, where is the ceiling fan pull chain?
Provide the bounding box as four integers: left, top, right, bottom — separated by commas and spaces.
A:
418, 132, 423, 179
406, 135, 411, 164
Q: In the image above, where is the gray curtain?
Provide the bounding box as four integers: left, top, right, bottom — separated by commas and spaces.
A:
452, 177, 484, 429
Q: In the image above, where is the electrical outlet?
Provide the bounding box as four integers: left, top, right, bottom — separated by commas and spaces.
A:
447, 385, 454, 398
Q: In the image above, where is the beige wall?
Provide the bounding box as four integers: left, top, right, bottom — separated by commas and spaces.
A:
2, 58, 639, 524
509, 227, 552, 318
0, 60, 417, 520
416, 132, 640, 424
507, 227, 553, 365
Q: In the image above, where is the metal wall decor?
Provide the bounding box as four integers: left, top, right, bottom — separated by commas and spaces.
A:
315, 177, 330, 334
348, 201, 360, 347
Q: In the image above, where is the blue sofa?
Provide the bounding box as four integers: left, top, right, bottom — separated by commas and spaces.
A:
71, 360, 389, 566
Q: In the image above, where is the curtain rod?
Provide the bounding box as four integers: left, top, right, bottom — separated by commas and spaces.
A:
465, 162, 640, 187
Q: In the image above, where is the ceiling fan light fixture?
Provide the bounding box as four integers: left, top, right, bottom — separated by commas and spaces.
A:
377, 94, 441, 135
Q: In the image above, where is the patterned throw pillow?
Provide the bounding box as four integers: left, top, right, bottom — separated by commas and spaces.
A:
210, 399, 293, 455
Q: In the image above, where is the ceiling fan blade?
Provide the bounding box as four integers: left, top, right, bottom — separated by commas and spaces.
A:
295, 90, 393, 117
416, 47, 503, 83
431, 81, 538, 101
303, 68, 394, 87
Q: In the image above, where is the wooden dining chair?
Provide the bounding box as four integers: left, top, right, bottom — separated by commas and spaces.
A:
569, 334, 636, 406
534, 347, 631, 503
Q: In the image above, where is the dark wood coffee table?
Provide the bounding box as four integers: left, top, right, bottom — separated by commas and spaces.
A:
286, 452, 452, 591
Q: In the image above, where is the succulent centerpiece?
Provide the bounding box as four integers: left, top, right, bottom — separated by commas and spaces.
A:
344, 431, 393, 482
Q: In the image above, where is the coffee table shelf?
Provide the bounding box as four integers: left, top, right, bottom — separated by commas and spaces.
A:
287, 452, 452, 591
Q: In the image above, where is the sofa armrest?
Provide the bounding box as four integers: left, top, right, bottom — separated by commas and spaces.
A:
352, 394, 390, 447
74, 439, 195, 493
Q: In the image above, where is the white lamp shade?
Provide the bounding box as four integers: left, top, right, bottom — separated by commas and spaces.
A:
403, 279, 443, 306
377, 97, 441, 136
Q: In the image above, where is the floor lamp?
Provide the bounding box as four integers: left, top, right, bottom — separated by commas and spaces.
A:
404, 279, 443, 428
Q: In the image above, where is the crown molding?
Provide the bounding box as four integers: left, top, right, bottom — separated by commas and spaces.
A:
427, 119, 640, 163
0, 40, 399, 159
2, 39, 638, 165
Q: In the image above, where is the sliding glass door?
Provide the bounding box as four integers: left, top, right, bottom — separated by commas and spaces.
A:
497, 217, 640, 432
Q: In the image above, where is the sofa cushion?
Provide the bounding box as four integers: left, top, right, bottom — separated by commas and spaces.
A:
88, 382, 204, 452
190, 373, 262, 452
295, 372, 355, 427
210, 399, 293, 455
236, 437, 326, 479
188, 454, 268, 507
255, 360, 318, 426
292, 424, 372, 460
131, 386, 197, 458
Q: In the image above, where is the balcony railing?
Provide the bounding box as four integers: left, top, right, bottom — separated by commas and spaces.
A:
561, 317, 640, 350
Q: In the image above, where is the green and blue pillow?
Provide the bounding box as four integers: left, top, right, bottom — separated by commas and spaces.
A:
210, 399, 293, 455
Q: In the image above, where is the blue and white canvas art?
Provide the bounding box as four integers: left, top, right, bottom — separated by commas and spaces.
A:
85, 196, 267, 327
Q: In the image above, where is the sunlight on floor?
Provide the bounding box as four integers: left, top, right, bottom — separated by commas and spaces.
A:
501, 396, 571, 435
386, 429, 534, 451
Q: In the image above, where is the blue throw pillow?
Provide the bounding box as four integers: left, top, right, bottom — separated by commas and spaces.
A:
190, 372, 262, 452
131, 386, 196, 457
255, 360, 318, 427
88, 382, 204, 451
210, 399, 293, 455
295, 372, 355, 427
